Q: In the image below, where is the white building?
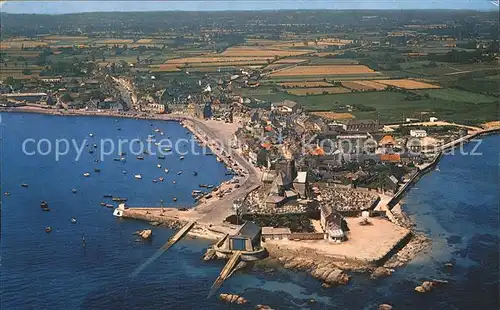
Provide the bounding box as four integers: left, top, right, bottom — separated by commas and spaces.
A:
429, 117, 438, 122
410, 129, 427, 138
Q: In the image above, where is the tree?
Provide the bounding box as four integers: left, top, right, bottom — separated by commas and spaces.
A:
61, 93, 73, 102
22, 69, 32, 75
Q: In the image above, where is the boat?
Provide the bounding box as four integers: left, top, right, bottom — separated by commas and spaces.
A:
112, 197, 128, 202
199, 184, 208, 188
40, 201, 49, 209
164, 168, 169, 173
106, 204, 114, 208
136, 156, 144, 160
193, 171, 198, 176
94, 159, 99, 163
82, 234, 86, 248
157, 164, 162, 168
154, 128, 160, 133
100, 202, 107, 207
192, 190, 202, 195
114, 158, 121, 161
160, 132, 164, 136
92, 143, 97, 148
158, 155, 166, 160
89, 133, 94, 137
120, 152, 127, 156
103, 194, 113, 198
4, 192, 10, 196
206, 152, 214, 156
152, 179, 158, 183
144, 150, 149, 155
207, 185, 214, 189
172, 180, 176, 184
94, 168, 101, 173
135, 174, 142, 179
122, 170, 127, 174
154, 142, 160, 146
120, 157, 126, 161
180, 156, 185, 160
21, 183, 28, 188
89, 149, 94, 154
159, 177, 164, 182
83, 173, 90, 177
216, 157, 223, 162
71, 189, 77, 193
71, 217, 77, 224
45, 227, 52, 233
177, 171, 182, 175
173, 197, 177, 202
163, 147, 172, 152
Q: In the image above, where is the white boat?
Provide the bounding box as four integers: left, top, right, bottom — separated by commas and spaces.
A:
164, 168, 169, 173
134, 174, 142, 179
216, 157, 223, 162
154, 129, 160, 133
180, 156, 185, 160
89, 133, 94, 137
70, 218, 77, 224
160, 132, 165, 136
177, 171, 183, 175
157, 164, 162, 168
83, 172, 90, 177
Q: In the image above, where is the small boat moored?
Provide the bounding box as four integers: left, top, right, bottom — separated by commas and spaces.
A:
193, 171, 198, 176
83, 173, 90, 177
135, 174, 142, 179
71, 217, 77, 224
21, 183, 28, 188
45, 227, 52, 233
177, 171, 183, 175
157, 164, 162, 168
100, 202, 107, 207
112, 197, 128, 202
179, 156, 185, 160
4, 192, 10, 196
159, 177, 164, 182
136, 156, 144, 160
164, 168, 169, 173
71, 189, 77, 193
94, 168, 101, 173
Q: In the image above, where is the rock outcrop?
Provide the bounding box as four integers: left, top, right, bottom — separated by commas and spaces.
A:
219, 293, 247, 304
378, 304, 393, 310
384, 233, 431, 268
370, 267, 394, 279
278, 257, 349, 285
255, 305, 273, 310
135, 229, 152, 240
415, 281, 436, 293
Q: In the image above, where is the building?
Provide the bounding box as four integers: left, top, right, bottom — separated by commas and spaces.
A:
261, 227, 291, 241
410, 130, 427, 138
144, 103, 166, 114
342, 119, 380, 133
271, 100, 299, 114
429, 117, 438, 122
228, 221, 262, 252
0, 92, 48, 104
292, 171, 309, 198
319, 204, 346, 242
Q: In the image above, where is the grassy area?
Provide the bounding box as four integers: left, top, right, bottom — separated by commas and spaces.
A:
235, 87, 499, 124
413, 88, 498, 104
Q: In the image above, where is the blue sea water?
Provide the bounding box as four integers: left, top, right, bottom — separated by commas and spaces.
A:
0, 113, 498, 309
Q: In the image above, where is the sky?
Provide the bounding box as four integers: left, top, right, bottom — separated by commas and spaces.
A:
0, 0, 498, 14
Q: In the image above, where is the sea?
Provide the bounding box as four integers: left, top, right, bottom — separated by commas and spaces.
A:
0, 112, 498, 310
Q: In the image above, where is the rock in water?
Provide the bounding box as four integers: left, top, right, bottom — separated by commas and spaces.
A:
255, 305, 273, 310
415, 281, 435, 293
371, 267, 394, 279
135, 229, 153, 240
378, 304, 393, 310
415, 285, 426, 293
219, 293, 247, 304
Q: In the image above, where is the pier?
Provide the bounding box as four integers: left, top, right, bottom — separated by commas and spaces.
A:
208, 251, 242, 298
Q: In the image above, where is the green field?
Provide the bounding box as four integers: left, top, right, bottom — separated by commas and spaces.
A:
413, 88, 498, 104
235, 87, 499, 124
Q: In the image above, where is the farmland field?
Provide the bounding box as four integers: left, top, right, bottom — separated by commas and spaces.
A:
285, 87, 351, 95
269, 65, 377, 77
166, 56, 270, 64
273, 58, 309, 64
341, 80, 387, 91
375, 79, 441, 89
413, 88, 498, 104
221, 47, 313, 57
280, 81, 333, 87
310, 112, 355, 120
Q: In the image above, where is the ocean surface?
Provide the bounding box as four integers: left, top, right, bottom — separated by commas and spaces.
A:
1, 112, 498, 309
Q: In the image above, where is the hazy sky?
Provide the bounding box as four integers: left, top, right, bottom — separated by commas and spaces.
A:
0, 0, 497, 14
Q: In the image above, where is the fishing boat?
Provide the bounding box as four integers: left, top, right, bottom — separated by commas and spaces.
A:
163, 147, 172, 152
103, 194, 113, 198
193, 171, 198, 176
120, 152, 127, 156
112, 197, 128, 202
92, 143, 97, 148
158, 155, 166, 159
122, 170, 127, 174
192, 190, 202, 195
134, 174, 142, 179
83, 172, 90, 177
106, 204, 114, 208
159, 177, 164, 182
144, 150, 149, 155
70, 217, 77, 224
157, 164, 162, 168
21, 183, 28, 188
160, 132, 165, 136
164, 168, 169, 173
216, 157, 223, 162
71, 189, 77, 193
40, 201, 49, 209
154, 128, 160, 133
172, 180, 176, 184
100, 202, 107, 207
180, 156, 185, 160
207, 184, 214, 189
120, 157, 126, 161
177, 171, 183, 175
45, 227, 52, 233
89, 149, 94, 154
173, 197, 178, 202
136, 156, 144, 160
94, 168, 101, 172
199, 184, 208, 188
154, 142, 160, 146
4, 192, 10, 196
89, 133, 94, 137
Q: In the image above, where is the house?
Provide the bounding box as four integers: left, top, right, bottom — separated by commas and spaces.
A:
292, 171, 309, 198
319, 204, 346, 242
342, 119, 380, 133
429, 117, 438, 122
261, 227, 291, 241
384, 175, 399, 193
228, 221, 263, 252
271, 100, 299, 114
410, 130, 427, 138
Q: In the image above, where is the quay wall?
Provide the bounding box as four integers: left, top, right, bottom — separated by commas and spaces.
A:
388, 128, 500, 209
